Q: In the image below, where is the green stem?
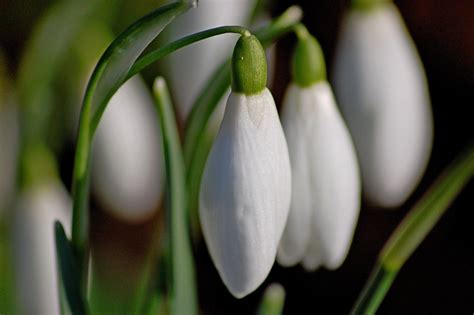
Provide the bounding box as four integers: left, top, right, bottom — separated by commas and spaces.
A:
352, 145, 474, 314
124, 25, 248, 88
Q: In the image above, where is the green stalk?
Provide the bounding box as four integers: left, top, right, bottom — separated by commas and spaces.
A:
352, 145, 474, 314
125, 26, 248, 87
153, 77, 198, 315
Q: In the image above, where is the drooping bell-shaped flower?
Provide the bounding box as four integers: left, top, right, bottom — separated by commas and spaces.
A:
200, 33, 291, 298
277, 27, 361, 270
332, 0, 433, 208
12, 151, 71, 314
92, 76, 164, 222
165, 0, 256, 119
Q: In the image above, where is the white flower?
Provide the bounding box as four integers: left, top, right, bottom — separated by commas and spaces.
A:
92, 76, 164, 222
332, 3, 433, 207
277, 82, 360, 270
165, 0, 256, 119
200, 88, 291, 298
200, 34, 291, 298
12, 181, 71, 315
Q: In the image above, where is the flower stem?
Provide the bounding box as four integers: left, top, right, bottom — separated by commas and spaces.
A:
126, 25, 249, 84
352, 144, 474, 314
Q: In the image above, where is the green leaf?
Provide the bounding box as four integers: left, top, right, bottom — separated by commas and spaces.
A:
54, 221, 87, 315
153, 77, 198, 315
351, 145, 474, 314
380, 144, 474, 270
70, 1, 192, 294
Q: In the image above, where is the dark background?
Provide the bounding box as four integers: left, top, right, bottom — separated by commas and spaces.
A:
1, 0, 473, 313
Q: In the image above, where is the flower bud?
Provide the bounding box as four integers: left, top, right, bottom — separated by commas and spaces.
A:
200, 35, 291, 297
278, 32, 360, 270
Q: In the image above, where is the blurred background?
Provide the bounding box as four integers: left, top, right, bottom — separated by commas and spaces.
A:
0, 0, 473, 314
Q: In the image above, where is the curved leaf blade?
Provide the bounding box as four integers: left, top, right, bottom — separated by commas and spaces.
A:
153, 77, 198, 315
88, 1, 193, 133
54, 221, 86, 315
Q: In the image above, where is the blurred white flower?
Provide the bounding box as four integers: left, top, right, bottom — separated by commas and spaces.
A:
277, 82, 360, 270
165, 0, 255, 119
92, 76, 164, 223
332, 2, 433, 208
12, 181, 71, 315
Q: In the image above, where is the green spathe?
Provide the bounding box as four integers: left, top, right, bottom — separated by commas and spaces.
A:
231, 33, 267, 95
352, 0, 390, 11
292, 25, 326, 87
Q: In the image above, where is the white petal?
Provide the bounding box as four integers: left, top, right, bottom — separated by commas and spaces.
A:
305, 83, 360, 269
332, 4, 433, 208
12, 182, 72, 315
200, 88, 291, 298
92, 76, 164, 222
301, 228, 324, 271
277, 85, 312, 267
280, 83, 360, 270
165, 0, 255, 119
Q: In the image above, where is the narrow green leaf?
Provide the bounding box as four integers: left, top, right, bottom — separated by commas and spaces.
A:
380, 144, 474, 270
54, 221, 87, 315
352, 145, 474, 314
71, 1, 192, 294
153, 77, 198, 315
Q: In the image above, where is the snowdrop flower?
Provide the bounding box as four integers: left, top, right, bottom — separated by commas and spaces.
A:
12, 159, 71, 315
92, 76, 164, 223
332, 0, 433, 207
277, 27, 360, 270
200, 33, 291, 298
165, 0, 255, 119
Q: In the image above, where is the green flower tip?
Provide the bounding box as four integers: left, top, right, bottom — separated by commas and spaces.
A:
231, 32, 267, 95
352, 0, 390, 11
292, 25, 326, 87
